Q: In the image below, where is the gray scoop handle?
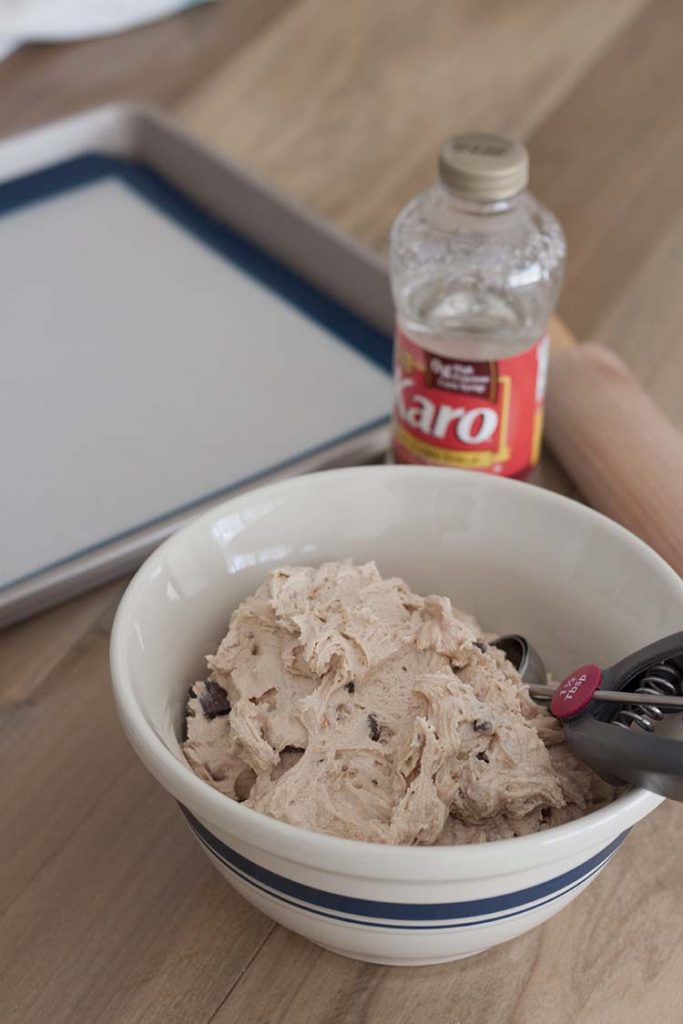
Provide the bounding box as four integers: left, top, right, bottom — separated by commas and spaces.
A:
564, 631, 683, 800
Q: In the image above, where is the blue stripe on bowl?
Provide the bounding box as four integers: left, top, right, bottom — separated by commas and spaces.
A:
180, 806, 628, 929
190, 825, 617, 931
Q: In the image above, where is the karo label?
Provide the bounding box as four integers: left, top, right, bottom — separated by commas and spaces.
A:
392, 329, 549, 477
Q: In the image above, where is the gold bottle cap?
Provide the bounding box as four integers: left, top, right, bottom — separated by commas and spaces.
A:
438, 132, 529, 201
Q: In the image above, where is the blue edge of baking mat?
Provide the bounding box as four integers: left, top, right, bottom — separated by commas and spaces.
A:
0, 154, 392, 593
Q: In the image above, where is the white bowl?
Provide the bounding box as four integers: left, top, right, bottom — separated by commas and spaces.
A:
110, 467, 683, 966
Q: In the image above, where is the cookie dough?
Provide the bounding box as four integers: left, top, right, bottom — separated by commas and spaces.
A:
183, 561, 613, 844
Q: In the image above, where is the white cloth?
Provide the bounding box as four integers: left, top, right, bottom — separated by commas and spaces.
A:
0, 0, 210, 60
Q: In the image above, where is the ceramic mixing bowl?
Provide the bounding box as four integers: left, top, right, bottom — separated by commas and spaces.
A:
110, 467, 683, 964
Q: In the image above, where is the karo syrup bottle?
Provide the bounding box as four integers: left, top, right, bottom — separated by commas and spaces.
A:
390, 132, 565, 478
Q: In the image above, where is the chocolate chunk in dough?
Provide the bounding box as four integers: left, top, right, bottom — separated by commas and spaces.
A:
199, 680, 231, 719
368, 713, 382, 742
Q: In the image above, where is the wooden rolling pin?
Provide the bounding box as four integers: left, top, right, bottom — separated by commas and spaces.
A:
544, 339, 683, 577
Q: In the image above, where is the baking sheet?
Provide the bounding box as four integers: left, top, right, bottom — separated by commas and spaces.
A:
0, 112, 393, 624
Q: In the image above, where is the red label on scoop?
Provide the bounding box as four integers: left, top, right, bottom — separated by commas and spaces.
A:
551, 664, 603, 720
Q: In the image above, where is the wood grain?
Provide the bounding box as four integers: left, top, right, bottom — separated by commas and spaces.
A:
178, 0, 646, 251
1, 1, 681, 1022
0, 0, 296, 137
0, 577, 126, 707
528, 0, 683, 430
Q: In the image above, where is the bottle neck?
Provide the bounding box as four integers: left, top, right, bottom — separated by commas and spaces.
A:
438, 184, 523, 216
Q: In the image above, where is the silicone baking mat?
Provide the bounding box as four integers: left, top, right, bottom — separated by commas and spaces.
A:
0, 154, 392, 593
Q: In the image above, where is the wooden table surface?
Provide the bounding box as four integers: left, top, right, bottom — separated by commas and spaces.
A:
2, 3, 682, 1022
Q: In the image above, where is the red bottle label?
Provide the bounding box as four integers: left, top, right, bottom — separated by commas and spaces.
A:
392, 329, 549, 477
